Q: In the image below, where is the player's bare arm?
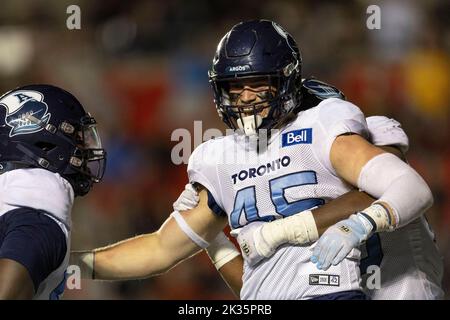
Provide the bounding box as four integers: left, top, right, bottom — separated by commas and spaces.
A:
214, 254, 243, 298
207, 190, 375, 295
201, 143, 413, 270
312, 190, 374, 235
313, 144, 407, 237
0, 259, 35, 299
330, 134, 386, 186
310, 133, 433, 270
74, 188, 228, 280
330, 133, 432, 222
225, 126, 409, 264
173, 181, 378, 289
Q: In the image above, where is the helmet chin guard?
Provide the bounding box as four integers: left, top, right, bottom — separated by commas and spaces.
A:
237, 114, 263, 136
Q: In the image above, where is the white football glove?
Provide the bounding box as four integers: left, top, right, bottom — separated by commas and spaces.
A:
173, 183, 199, 211
231, 222, 267, 267
233, 211, 320, 267
311, 213, 373, 271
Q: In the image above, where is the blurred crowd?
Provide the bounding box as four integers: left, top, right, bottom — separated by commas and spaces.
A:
0, 0, 448, 299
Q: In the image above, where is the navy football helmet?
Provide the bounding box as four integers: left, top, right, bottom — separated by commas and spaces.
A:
0, 84, 106, 196
209, 20, 302, 135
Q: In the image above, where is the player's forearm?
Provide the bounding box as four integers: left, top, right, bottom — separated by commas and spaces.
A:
217, 256, 244, 298
254, 190, 374, 256
205, 232, 243, 297
93, 233, 176, 280
91, 209, 212, 281
313, 190, 375, 235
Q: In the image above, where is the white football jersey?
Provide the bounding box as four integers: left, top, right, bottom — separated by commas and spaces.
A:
0, 168, 73, 300
362, 116, 444, 300
188, 98, 369, 299
361, 217, 444, 300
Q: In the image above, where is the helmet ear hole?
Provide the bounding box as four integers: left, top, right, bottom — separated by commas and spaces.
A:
35, 141, 57, 152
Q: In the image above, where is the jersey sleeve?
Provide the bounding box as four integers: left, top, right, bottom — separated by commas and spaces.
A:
0, 168, 73, 229
187, 141, 226, 216
366, 116, 409, 154
312, 98, 370, 175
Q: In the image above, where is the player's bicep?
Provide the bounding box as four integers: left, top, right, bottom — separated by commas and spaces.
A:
154, 216, 203, 267
179, 188, 228, 242
314, 142, 406, 233
330, 133, 385, 186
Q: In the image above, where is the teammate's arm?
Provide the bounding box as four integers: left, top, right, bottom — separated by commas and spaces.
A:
185, 145, 405, 292
310, 134, 433, 269
73, 188, 228, 280
213, 254, 243, 298
250, 145, 402, 243
312, 145, 403, 235
199, 188, 377, 296
304, 118, 407, 237
312, 190, 374, 235
330, 134, 432, 228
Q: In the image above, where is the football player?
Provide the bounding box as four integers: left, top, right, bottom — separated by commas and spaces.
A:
174, 113, 444, 299
0, 85, 106, 299
72, 20, 433, 300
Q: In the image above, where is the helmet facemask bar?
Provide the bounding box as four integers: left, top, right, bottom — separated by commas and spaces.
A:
211, 70, 299, 135
71, 115, 106, 183
225, 75, 277, 134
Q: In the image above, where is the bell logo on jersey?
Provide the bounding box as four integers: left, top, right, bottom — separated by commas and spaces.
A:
0, 90, 51, 137
281, 128, 312, 147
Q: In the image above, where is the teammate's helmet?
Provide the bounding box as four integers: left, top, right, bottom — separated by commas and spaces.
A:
0, 84, 106, 196
209, 19, 302, 135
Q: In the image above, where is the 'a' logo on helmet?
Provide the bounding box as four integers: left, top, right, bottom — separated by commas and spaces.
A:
0, 90, 51, 137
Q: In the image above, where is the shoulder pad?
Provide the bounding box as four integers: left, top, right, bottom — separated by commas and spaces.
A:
300, 78, 345, 110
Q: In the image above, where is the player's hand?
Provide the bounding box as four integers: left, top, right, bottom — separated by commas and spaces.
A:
173, 183, 199, 211
233, 210, 320, 267
310, 214, 372, 270
231, 222, 270, 267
